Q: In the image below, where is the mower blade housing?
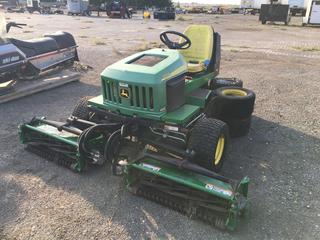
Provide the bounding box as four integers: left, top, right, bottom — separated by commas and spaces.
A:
125, 157, 249, 231
18, 119, 85, 172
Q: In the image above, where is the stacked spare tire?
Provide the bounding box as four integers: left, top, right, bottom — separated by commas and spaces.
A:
208, 78, 256, 137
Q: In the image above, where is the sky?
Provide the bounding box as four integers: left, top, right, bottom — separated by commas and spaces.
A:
172, 0, 240, 4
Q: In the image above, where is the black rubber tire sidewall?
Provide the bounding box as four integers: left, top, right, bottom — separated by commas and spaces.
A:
214, 87, 255, 119
223, 117, 251, 138
72, 96, 91, 120
188, 118, 229, 172
212, 78, 243, 90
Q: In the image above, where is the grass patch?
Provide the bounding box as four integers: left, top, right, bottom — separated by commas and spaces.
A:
148, 27, 155, 30
112, 46, 123, 56
134, 41, 166, 51
79, 35, 88, 38
73, 62, 93, 72
239, 45, 250, 49
23, 30, 33, 33
177, 16, 187, 21
230, 49, 240, 53
135, 42, 149, 51
83, 20, 94, 23
93, 38, 106, 45
292, 46, 320, 52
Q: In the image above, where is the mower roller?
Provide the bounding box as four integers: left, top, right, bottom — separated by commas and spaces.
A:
19, 25, 255, 230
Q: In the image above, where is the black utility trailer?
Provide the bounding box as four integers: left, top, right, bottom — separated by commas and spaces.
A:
154, 8, 176, 20
259, 4, 291, 25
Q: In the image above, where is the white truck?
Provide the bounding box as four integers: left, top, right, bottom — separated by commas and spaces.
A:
303, 0, 320, 24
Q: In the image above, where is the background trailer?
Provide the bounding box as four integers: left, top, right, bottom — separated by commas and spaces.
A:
303, 0, 320, 24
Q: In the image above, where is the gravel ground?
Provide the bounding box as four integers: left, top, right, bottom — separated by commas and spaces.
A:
0, 12, 320, 240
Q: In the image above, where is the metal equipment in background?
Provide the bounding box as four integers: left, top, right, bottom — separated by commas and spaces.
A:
26, 0, 42, 13
26, 0, 63, 14
289, 0, 307, 16
19, 25, 255, 230
303, 0, 320, 25
106, 0, 132, 18
154, 7, 176, 20
240, 0, 307, 16
260, 1, 291, 24
67, 0, 91, 16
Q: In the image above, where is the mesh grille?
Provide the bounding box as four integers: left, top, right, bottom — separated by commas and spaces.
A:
105, 81, 154, 110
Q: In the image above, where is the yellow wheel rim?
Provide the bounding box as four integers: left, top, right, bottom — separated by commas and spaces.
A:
0, 80, 13, 88
214, 135, 225, 165
221, 89, 247, 97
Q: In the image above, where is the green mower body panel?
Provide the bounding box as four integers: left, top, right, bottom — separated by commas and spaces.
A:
88, 48, 214, 125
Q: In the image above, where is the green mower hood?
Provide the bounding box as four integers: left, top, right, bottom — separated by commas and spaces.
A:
97, 49, 188, 117
101, 48, 188, 84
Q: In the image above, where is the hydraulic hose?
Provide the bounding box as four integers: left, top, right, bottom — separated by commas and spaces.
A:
77, 123, 122, 163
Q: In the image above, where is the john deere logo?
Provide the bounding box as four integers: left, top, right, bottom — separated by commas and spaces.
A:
120, 88, 129, 98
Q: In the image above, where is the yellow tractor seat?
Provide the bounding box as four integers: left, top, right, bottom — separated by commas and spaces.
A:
179, 25, 214, 74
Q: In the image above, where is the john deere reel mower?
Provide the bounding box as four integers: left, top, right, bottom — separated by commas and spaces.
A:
19, 25, 255, 230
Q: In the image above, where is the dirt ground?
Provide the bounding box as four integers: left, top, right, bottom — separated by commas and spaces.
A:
1, 12, 320, 240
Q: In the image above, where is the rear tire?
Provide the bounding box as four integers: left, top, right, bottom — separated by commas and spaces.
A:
188, 118, 229, 172
72, 96, 91, 120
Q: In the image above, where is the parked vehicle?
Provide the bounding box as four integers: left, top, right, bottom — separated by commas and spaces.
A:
106, 0, 132, 18
154, 7, 175, 20
175, 8, 187, 14
0, 16, 78, 90
303, 0, 320, 25
67, 0, 91, 16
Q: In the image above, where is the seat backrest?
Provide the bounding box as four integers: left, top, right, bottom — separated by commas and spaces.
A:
179, 25, 214, 64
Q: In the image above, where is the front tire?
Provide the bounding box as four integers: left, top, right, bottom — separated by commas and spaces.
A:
72, 96, 91, 120
188, 118, 229, 172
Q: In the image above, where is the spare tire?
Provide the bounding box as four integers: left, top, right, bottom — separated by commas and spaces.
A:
223, 117, 252, 138
213, 87, 255, 119
211, 78, 243, 90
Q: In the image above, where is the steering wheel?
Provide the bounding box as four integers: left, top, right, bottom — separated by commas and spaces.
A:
160, 31, 191, 50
